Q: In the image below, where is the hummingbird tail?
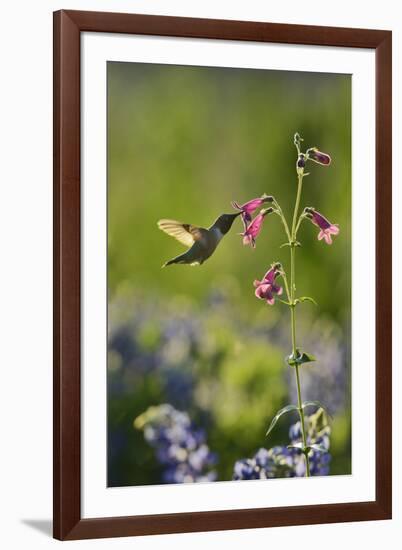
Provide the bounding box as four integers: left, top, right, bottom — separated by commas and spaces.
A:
162, 251, 199, 267
162, 257, 179, 267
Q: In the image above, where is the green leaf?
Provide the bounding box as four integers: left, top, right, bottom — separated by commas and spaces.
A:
287, 443, 311, 454
287, 442, 304, 451
295, 296, 317, 306
265, 405, 299, 437
280, 241, 301, 249
288, 443, 328, 454
278, 299, 292, 306
286, 349, 300, 366
302, 400, 333, 419
299, 352, 316, 364
287, 349, 316, 367
309, 443, 329, 453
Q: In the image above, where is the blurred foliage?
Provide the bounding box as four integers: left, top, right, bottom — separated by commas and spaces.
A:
107, 62, 351, 486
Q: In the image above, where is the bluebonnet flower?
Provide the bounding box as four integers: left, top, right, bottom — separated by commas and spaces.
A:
233, 446, 297, 480
233, 459, 261, 480
135, 404, 217, 483
233, 410, 331, 480
289, 409, 331, 477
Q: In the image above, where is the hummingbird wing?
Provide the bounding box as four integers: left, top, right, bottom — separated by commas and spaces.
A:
157, 219, 208, 248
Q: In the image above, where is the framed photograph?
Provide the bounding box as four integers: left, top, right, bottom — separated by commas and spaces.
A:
53, 10, 392, 540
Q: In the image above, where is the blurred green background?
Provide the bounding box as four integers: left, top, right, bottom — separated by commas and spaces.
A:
107, 61, 351, 486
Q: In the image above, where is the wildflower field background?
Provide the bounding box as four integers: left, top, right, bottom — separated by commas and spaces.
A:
107, 61, 351, 486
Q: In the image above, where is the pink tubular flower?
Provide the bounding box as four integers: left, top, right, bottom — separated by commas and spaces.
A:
232, 194, 273, 231
306, 147, 331, 166
306, 208, 339, 245
241, 208, 272, 248
254, 264, 283, 305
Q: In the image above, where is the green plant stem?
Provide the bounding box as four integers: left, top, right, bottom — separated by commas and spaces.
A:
290, 174, 310, 477
294, 213, 306, 235
273, 201, 292, 243
280, 270, 291, 303
291, 176, 303, 238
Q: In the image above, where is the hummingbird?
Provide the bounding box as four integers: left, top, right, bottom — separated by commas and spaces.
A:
157, 212, 240, 267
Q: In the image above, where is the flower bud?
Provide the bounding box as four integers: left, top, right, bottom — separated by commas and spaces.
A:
297, 154, 306, 168
294, 132, 304, 149
296, 153, 306, 175
306, 147, 331, 166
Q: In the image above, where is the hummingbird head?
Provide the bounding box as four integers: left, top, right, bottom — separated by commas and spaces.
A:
213, 212, 241, 235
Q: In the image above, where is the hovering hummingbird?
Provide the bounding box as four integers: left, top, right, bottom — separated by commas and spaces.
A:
157, 212, 240, 267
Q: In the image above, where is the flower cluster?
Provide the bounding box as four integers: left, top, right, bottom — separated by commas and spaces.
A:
232, 140, 338, 254
134, 404, 217, 483
232, 195, 273, 248
233, 410, 331, 480
233, 446, 296, 480
231, 141, 338, 315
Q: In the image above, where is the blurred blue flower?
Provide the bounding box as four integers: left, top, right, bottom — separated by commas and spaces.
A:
135, 404, 217, 483
233, 446, 296, 480
233, 410, 331, 480
289, 410, 331, 477
233, 459, 262, 480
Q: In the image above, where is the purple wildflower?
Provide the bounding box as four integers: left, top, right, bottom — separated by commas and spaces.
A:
306, 208, 339, 245
232, 195, 273, 231
241, 208, 272, 248
307, 147, 331, 166
288, 410, 331, 477
254, 264, 283, 305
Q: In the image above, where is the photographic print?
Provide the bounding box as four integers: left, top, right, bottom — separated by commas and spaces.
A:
107, 61, 351, 487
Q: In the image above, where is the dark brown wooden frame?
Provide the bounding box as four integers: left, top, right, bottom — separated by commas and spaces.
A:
54, 9, 392, 541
